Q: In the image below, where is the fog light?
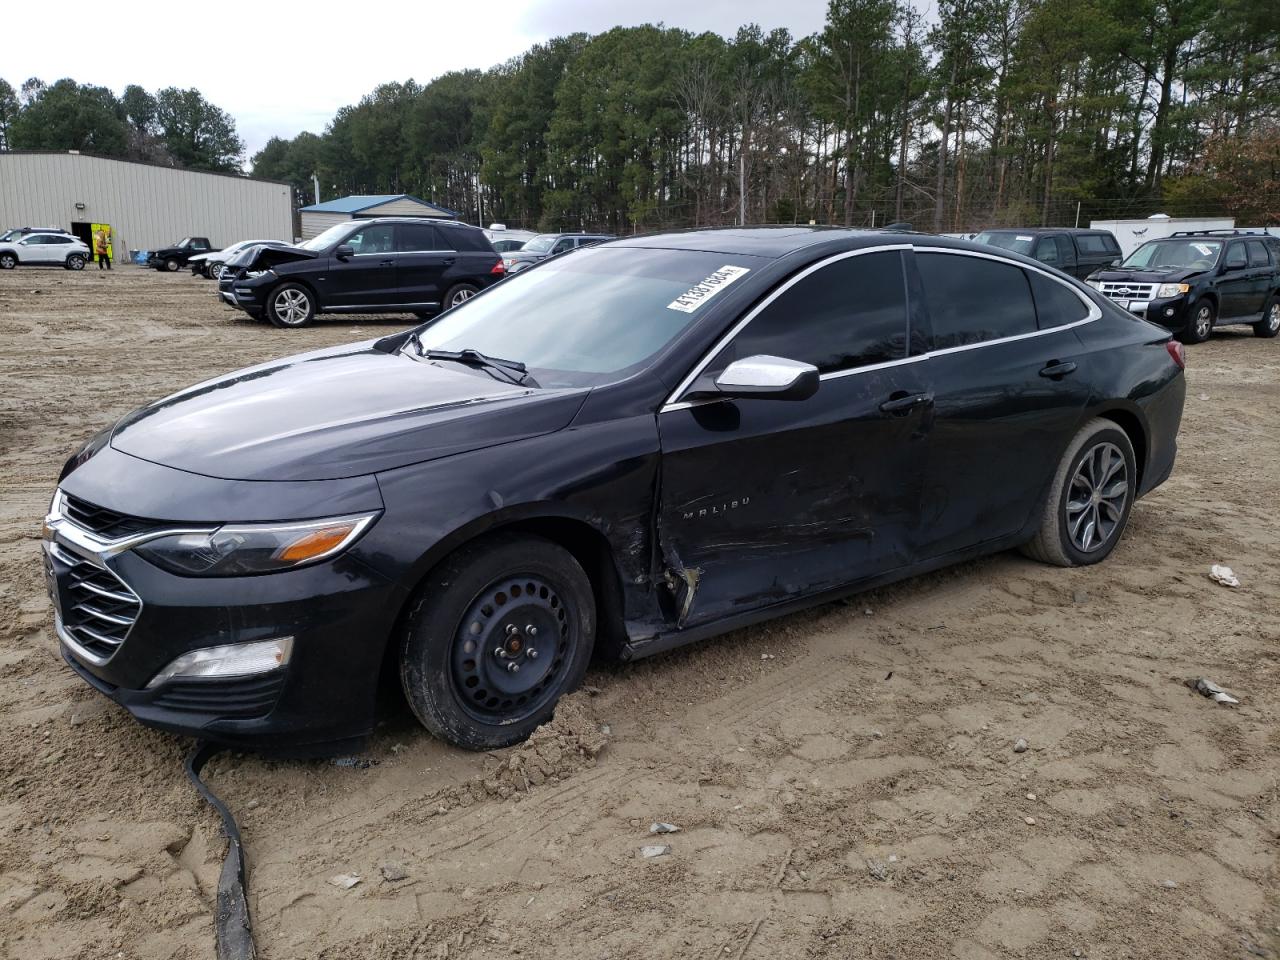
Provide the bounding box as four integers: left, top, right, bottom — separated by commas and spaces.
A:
146, 637, 293, 689
1165, 307, 1175, 317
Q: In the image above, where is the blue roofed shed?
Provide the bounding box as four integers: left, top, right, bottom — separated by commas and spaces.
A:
299, 194, 462, 240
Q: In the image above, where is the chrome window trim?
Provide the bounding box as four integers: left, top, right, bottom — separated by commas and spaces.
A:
661, 243, 1101, 413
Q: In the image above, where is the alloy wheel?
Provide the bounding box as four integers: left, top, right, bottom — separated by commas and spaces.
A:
450, 288, 475, 308
450, 575, 576, 724
210, 263, 223, 280
1268, 303, 1280, 332
272, 289, 310, 325
0, 254, 15, 270
1194, 305, 1212, 339
1065, 441, 1129, 553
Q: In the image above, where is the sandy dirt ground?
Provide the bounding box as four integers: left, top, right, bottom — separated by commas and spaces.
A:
0, 267, 1276, 960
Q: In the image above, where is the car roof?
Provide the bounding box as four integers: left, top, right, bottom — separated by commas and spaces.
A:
979, 227, 1110, 235
609, 225, 951, 258
361, 217, 480, 229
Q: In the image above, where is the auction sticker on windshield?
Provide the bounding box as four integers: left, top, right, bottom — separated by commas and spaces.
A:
667, 265, 751, 313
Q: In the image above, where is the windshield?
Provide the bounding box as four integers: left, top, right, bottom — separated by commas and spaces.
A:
1122, 238, 1223, 269
175, 237, 191, 247
974, 231, 1034, 254
410, 247, 765, 388
521, 235, 558, 254
298, 223, 355, 252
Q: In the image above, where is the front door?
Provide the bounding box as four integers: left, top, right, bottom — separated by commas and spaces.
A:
656, 248, 931, 628
394, 221, 453, 308
326, 222, 399, 308
911, 249, 1092, 558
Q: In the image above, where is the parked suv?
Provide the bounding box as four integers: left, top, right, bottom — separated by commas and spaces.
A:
1087, 231, 1280, 343
0, 231, 91, 271
147, 237, 216, 272
501, 232, 615, 273
221, 218, 504, 328
974, 228, 1121, 280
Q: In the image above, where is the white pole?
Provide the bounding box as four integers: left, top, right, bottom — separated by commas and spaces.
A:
312, 174, 320, 205
1075, 201, 1081, 228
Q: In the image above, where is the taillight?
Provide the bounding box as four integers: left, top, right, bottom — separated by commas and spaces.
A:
490, 259, 505, 276
1165, 340, 1185, 370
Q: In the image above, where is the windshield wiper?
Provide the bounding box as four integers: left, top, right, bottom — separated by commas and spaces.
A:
421, 347, 539, 388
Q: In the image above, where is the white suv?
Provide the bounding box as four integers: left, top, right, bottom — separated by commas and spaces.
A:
0, 232, 92, 270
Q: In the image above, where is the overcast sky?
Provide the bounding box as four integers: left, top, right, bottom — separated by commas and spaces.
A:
10, 1, 841, 159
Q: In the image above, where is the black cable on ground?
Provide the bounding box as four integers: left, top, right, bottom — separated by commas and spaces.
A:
185, 741, 256, 960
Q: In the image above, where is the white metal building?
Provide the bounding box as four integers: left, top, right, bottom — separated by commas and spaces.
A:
1088, 215, 1235, 258
299, 194, 461, 240
0, 151, 294, 258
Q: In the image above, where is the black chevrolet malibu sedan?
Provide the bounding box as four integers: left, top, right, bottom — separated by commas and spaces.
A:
42, 228, 1186, 752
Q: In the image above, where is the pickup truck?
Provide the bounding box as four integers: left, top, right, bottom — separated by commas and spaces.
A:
147, 237, 217, 272
973, 228, 1121, 280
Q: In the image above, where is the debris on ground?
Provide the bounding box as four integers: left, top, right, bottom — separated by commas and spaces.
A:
379, 863, 409, 882
1186, 677, 1240, 706
1024, 817, 1037, 826
327, 874, 361, 890
1013, 738, 1029, 753
650, 822, 680, 834
760, 653, 775, 661
1160, 879, 1178, 889
1209, 564, 1240, 588
332, 756, 379, 769
867, 860, 890, 881
640, 845, 672, 859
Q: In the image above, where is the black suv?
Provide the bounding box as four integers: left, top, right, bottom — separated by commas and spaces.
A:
147, 237, 216, 272
974, 228, 1121, 280
501, 232, 616, 273
220, 218, 504, 329
1087, 231, 1280, 343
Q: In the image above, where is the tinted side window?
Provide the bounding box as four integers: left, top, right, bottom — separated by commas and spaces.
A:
918, 252, 1037, 348
440, 225, 492, 252
551, 238, 575, 255
1077, 234, 1114, 255
345, 224, 396, 254
718, 251, 908, 374
1030, 272, 1089, 329
1225, 242, 1248, 269
1247, 239, 1270, 267
397, 223, 442, 251
1034, 238, 1059, 264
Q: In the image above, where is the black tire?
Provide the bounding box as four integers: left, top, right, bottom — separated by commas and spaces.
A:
0, 253, 16, 270
1254, 296, 1280, 338
413, 310, 434, 320
164, 258, 180, 272
400, 534, 596, 750
1179, 298, 1214, 344
1020, 418, 1137, 568
443, 283, 479, 311
266, 283, 316, 329
66, 255, 86, 271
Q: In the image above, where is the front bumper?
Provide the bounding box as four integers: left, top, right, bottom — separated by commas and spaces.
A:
1101, 291, 1193, 332
43, 492, 406, 751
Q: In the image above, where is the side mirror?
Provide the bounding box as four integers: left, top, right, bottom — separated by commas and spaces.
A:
334, 244, 355, 261
713, 355, 819, 402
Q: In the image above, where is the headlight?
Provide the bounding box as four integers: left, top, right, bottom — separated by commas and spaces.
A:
243, 269, 273, 279
1086, 280, 1101, 290
146, 637, 294, 688
1156, 283, 1190, 298
135, 513, 378, 576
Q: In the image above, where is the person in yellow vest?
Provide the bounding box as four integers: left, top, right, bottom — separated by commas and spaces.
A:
94, 229, 112, 270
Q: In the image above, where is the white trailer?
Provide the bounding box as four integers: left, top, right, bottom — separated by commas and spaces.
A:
1089, 215, 1234, 258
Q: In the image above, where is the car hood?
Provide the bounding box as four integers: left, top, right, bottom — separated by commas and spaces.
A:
240, 244, 321, 268
109, 342, 589, 481
504, 249, 546, 262
1088, 266, 1203, 283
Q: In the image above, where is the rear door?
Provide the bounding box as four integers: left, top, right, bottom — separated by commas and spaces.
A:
911, 248, 1094, 559
1244, 240, 1273, 315
394, 222, 452, 307
657, 246, 931, 627
1218, 241, 1253, 319
326, 222, 399, 308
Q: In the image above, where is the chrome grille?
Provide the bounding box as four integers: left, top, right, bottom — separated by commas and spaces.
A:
45, 542, 141, 661
61, 493, 159, 540
1098, 281, 1157, 301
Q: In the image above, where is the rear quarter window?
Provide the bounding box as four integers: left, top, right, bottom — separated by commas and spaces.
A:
1029, 272, 1090, 329
440, 225, 493, 252
1076, 234, 1115, 255
917, 252, 1037, 349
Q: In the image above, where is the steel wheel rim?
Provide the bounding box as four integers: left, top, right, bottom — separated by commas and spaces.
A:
1066, 441, 1128, 553
450, 288, 474, 307
166, 260, 178, 271
451, 575, 575, 723
273, 289, 309, 324
1195, 306, 1212, 338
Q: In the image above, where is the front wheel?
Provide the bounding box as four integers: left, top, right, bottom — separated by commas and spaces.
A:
0, 253, 16, 270
400, 534, 596, 750
208, 262, 224, 280
1179, 298, 1214, 344
267, 283, 316, 328
66, 255, 85, 271
443, 283, 479, 310
1254, 296, 1280, 338
164, 258, 180, 272
1020, 419, 1137, 567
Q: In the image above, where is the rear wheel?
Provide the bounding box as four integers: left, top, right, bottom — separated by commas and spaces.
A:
400, 534, 596, 750
0, 253, 16, 270
1254, 296, 1280, 338
65, 255, 85, 271
443, 283, 479, 311
267, 283, 316, 328
1179, 298, 1214, 344
1021, 419, 1137, 567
